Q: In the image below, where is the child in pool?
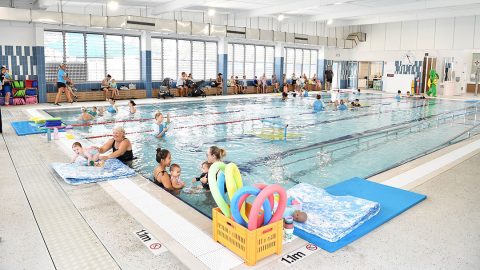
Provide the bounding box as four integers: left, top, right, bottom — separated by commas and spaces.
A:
154, 111, 171, 138
79, 107, 94, 121
107, 98, 118, 113
192, 161, 211, 190
97, 106, 105, 116
338, 99, 348, 111
71, 142, 100, 166
396, 90, 402, 102
169, 163, 185, 189
88, 106, 98, 117
129, 100, 137, 114
313, 94, 325, 112
282, 91, 288, 101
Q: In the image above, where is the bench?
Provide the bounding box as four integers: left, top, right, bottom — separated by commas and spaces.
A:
46, 89, 147, 103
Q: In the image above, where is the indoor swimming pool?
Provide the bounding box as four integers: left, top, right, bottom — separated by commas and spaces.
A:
46, 93, 480, 217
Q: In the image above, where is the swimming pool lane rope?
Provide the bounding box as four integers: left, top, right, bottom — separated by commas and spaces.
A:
70, 109, 242, 127
83, 115, 281, 139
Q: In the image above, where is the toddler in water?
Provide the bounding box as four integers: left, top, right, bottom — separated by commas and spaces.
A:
71, 142, 100, 166
107, 98, 118, 113
169, 163, 185, 188
97, 106, 105, 116
154, 111, 171, 138
192, 161, 211, 189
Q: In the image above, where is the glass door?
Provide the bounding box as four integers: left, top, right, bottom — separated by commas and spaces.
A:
332, 62, 340, 90
347, 61, 358, 89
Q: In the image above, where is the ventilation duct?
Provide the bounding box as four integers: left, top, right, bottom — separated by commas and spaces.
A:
246, 28, 259, 40
126, 16, 156, 31
155, 19, 176, 33
294, 34, 309, 44
0, 7, 366, 49
226, 26, 246, 38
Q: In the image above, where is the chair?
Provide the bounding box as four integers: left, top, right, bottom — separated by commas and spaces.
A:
158, 78, 174, 99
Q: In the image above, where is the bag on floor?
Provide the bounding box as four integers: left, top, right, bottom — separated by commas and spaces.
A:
14, 89, 26, 97
13, 97, 26, 105
25, 96, 37, 104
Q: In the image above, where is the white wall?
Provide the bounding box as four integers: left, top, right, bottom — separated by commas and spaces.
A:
0, 21, 36, 46
327, 16, 480, 85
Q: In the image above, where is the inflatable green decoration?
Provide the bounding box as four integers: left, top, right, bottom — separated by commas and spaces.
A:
427, 69, 439, 97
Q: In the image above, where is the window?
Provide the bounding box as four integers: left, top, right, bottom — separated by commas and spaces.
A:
124, 36, 140, 80
265, 47, 274, 78
86, 34, 105, 81
245, 45, 255, 79
151, 38, 217, 81
44, 31, 141, 82
284, 47, 319, 78
163, 39, 177, 79
233, 44, 244, 78
192, 41, 205, 80
178, 40, 191, 75
205, 42, 217, 80
105, 35, 123, 80
227, 43, 274, 79
151, 38, 163, 81
44, 31, 64, 82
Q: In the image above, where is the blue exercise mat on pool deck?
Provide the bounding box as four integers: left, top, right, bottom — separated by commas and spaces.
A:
52, 159, 136, 185
11, 121, 44, 136
293, 177, 426, 252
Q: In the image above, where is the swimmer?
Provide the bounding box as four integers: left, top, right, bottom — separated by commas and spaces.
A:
97, 106, 105, 116
128, 100, 137, 114
107, 98, 118, 113
282, 91, 288, 101
396, 90, 402, 102
154, 111, 171, 138
192, 161, 211, 190
338, 99, 348, 111
88, 106, 98, 117
71, 142, 99, 166
169, 163, 185, 189
313, 94, 325, 112
79, 107, 94, 121
353, 99, 361, 107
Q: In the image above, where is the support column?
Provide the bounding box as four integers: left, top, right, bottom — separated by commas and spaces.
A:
317, 47, 325, 86
34, 25, 46, 103
218, 38, 228, 95
141, 31, 152, 98
274, 42, 284, 89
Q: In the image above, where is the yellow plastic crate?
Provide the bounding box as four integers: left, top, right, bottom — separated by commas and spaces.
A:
212, 206, 283, 266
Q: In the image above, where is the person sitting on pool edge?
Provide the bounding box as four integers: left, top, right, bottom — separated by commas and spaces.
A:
153, 148, 183, 192
95, 126, 134, 165
153, 111, 171, 138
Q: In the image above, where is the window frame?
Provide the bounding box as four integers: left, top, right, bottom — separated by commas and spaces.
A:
227, 42, 275, 79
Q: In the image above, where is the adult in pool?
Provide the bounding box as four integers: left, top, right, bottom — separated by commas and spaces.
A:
95, 126, 134, 165
153, 148, 183, 192
313, 94, 325, 112
200, 146, 227, 189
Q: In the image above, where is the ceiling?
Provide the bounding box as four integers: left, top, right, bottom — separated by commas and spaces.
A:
1, 0, 480, 26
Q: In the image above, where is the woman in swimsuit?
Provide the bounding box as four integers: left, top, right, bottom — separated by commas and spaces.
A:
96, 126, 134, 164
153, 147, 178, 192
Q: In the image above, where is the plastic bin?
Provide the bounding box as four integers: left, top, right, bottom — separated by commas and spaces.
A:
212, 204, 283, 266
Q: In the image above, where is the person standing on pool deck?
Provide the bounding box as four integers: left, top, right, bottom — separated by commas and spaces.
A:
95, 126, 134, 165
54, 63, 73, 106
325, 66, 333, 91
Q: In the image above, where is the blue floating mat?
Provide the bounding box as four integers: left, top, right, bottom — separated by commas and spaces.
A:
52, 159, 136, 185
292, 177, 426, 252
11, 121, 45, 136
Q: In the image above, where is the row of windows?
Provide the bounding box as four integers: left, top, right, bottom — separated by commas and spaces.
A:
227, 44, 274, 79
284, 48, 318, 78
44, 31, 141, 82
151, 39, 217, 81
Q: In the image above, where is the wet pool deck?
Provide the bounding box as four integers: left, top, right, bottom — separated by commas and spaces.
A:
1, 92, 479, 270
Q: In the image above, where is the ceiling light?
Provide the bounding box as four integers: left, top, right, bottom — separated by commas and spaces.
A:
278, 14, 285, 21
334, 2, 342, 5
208, 8, 216, 17
327, 19, 333, 25
108, 1, 119, 10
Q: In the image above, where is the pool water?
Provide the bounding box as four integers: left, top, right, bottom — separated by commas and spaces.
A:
46, 93, 480, 217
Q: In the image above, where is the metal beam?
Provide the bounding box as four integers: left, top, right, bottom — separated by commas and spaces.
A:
151, 0, 201, 15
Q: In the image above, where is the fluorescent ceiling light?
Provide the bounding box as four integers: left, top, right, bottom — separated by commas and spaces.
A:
208, 8, 216, 17
334, 2, 342, 5
327, 19, 333, 25
108, 1, 119, 10
278, 14, 285, 21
